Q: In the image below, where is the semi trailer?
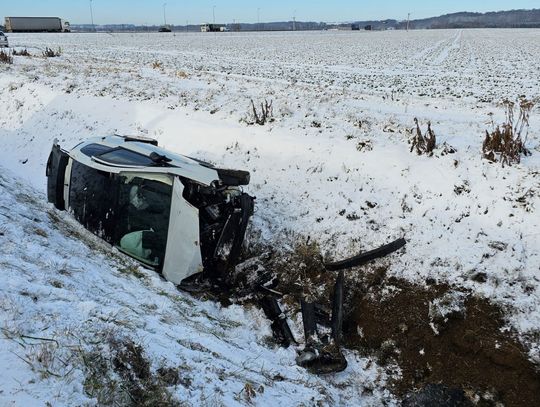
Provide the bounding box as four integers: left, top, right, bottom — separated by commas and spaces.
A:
4, 17, 70, 33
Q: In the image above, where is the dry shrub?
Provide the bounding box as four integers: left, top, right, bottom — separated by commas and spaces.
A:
0, 49, 13, 64
13, 48, 31, 57
410, 118, 436, 156
356, 139, 373, 152
82, 337, 181, 406
152, 61, 163, 69
239, 382, 258, 403
43, 47, 62, 57
250, 99, 274, 125
271, 239, 332, 303
483, 98, 535, 166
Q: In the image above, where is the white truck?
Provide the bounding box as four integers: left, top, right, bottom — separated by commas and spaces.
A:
4, 17, 70, 33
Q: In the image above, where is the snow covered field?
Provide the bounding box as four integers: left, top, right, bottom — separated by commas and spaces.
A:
1, 29, 539, 405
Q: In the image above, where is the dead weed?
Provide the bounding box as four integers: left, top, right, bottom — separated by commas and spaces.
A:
81, 337, 182, 406
483, 98, 535, 166
410, 118, 436, 156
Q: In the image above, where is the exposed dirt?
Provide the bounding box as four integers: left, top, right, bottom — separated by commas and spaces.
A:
209, 241, 540, 406
343, 277, 540, 407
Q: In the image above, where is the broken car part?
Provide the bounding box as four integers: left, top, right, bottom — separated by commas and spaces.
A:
46, 135, 255, 284
297, 271, 348, 374
324, 237, 406, 271
296, 239, 406, 374
260, 296, 297, 348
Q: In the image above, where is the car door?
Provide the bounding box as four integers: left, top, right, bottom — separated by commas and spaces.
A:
46, 143, 70, 210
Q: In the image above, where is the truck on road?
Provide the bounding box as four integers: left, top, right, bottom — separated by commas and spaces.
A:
4, 17, 70, 33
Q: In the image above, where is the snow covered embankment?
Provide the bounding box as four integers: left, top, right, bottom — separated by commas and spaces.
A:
0, 169, 392, 406
1, 29, 540, 402
2, 68, 540, 362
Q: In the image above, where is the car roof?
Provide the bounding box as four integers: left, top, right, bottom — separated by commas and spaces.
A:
68, 135, 220, 186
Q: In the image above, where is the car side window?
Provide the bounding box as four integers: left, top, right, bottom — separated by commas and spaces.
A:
80, 143, 113, 157
96, 148, 154, 166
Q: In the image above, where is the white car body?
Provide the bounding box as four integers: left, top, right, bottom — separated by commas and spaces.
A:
47, 135, 254, 284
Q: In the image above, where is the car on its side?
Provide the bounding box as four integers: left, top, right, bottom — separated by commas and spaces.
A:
0, 32, 8, 48
46, 135, 254, 285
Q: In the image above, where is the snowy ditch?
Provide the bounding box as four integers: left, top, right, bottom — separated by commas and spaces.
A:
1, 30, 539, 405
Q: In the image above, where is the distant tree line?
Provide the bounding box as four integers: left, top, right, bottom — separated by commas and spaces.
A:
64, 8, 540, 32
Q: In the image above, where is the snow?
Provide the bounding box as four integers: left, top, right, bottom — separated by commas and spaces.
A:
1, 28, 539, 404
0, 169, 391, 405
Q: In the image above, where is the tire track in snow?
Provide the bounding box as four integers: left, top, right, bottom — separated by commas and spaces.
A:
413, 30, 463, 67
412, 37, 447, 61
432, 30, 463, 65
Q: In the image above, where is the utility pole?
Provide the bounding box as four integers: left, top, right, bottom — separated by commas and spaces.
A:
186, 20, 188, 32
89, 0, 95, 32
163, 3, 167, 26
406, 13, 410, 31
213, 5, 216, 25
257, 8, 260, 31
293, 9, 296, 31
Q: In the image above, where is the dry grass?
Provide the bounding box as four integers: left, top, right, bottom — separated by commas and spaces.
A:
0, 49, 13, 65
12, 48, 31, 57
0, 328, 76, 381
483, 98, 535, 166
81, 337, 182, 406
118, 264, 147, 280
410, 118, 436, 156
43, 47, 62, 58
237, 382, 260, 403
175, 70, 188, 78
34, 228, 48, 238
152, 61, 163, 70
249, 99, 274, 125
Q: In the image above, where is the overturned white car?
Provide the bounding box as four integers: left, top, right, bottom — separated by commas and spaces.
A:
46, 135, 254, 284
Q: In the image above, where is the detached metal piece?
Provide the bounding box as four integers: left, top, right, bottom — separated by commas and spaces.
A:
324, 237, 406, 271
330, 271, 344, 344
301, 300, 318, 343
297, 271, 347, 374
258, 236, 406, 374
260, 296, 296, 348
296, 300, 319, 366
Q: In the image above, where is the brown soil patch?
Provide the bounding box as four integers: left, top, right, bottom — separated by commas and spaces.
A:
205, 240, 540, 405
343, 277, 540, 406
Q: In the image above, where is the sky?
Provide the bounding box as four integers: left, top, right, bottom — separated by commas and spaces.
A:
2, 0, 539, 25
